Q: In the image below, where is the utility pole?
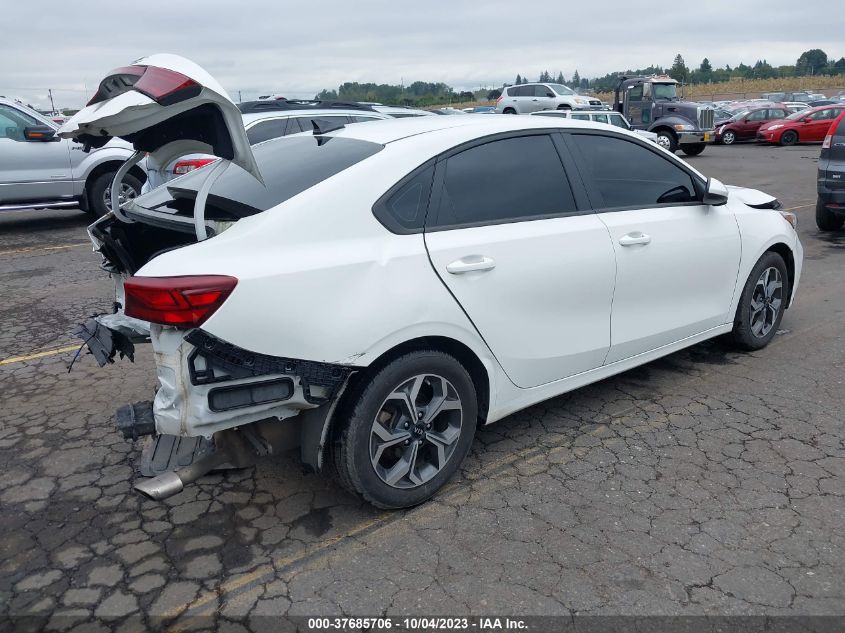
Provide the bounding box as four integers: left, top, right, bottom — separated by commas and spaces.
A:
48, 89, 56, 114
238, 90, 242, 103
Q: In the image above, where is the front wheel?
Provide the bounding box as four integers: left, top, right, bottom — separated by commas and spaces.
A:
721, 130, 737, 145
88, 171, 142, 217
682, 143, 706, 156
816, 198, 844, 231
655, 130, 678, 153
779, 130, 798, 146
332, 351, 477, 509
729, 252, 788, 351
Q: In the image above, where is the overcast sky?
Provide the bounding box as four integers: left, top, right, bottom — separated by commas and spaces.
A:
1, 1, 839, 110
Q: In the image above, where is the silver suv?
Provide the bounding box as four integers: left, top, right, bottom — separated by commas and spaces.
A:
495, 83, 601, 114
0, 97, 145, 216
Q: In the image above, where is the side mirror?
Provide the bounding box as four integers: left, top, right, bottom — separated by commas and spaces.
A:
546, 92, 555, 98
24, 125, 57, 141
801, 117, 812, 123
703, 177, 728, 206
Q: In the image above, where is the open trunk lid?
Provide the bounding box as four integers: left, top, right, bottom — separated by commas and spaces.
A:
58, 54, 261, 183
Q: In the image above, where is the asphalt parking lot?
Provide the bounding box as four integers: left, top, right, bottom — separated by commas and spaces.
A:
1, 143, 844, 629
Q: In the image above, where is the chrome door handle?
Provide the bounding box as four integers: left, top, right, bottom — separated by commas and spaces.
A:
619, 232, 651, 246
446, 256, 496, 274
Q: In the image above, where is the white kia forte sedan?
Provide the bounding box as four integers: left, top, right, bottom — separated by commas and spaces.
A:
60, 56, 803, 509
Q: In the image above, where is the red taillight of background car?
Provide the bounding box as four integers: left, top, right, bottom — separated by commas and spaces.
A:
87, 65, 201, 107
173, 158, 217, 175
496, 94, 504, 104
822, 134, 832, 149
124, 276, 238, 327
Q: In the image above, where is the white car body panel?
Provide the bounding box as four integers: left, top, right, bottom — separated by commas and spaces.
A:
425, 215, 616, 388
599, 202, 742, 363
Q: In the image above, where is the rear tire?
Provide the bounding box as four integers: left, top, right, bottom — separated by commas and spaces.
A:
502, 108, 516, 115
87, 171, 142, 218
332, 351, 477, 509
816, 197, 845, 231
557, 104, 572, 111
682, 143, 706, 156
729, 252, 788, 351
779, 130, 798, 146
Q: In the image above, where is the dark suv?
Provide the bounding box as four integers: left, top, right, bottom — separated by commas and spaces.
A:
817, 110, 845, 231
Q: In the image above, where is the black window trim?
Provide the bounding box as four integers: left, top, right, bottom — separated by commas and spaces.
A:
561, 129, 708, 214
371, 158, 437, 235
425, 130, 593, 232
371, 129, 596, 235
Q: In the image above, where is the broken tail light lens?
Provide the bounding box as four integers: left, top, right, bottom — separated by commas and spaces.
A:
124, 276, 238, 327
173, 158, 217, 175
87, 65, 201, 107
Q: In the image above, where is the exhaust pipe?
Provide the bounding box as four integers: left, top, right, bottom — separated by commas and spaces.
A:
134, 430, 255, 500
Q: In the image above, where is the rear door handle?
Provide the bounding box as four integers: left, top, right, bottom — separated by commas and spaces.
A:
619, 232, 651, 246
446, 256, 496, 274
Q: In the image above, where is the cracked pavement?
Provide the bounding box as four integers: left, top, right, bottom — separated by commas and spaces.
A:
1, 144, 843, 629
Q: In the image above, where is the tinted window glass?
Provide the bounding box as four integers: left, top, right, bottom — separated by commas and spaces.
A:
571, 134, 698, 209
351, 115, 381, 123
536, 85, 553, 97
516, 85, 533, 97
747, 109, 768, 121
373, 165, 434, 232
434, 135, 577, 227
138, 136, 383, 219
628, 85, 643, 101
572, 113, 590, 121
593, 114, 609, 124
836, 115, 845, 136
246, 118, 289, 145
769, 109, 788, 120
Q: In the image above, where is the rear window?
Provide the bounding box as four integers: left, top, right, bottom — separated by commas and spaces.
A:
138, 136, 383, 220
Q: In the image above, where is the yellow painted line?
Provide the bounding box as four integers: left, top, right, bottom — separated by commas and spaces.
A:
0, 242, 87, 256
0, 344, 79, 366
784, 202, 814, 211
160, 512, 394, 625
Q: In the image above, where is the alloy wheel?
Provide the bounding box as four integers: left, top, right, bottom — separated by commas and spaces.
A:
369, 374, 463, 489
103, 182, 138, 210
723, 131, 736, 145
656, 134, 672, 150
750, 266, 783, 338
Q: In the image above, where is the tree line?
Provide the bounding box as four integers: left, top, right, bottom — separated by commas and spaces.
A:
314, 49, 844, 105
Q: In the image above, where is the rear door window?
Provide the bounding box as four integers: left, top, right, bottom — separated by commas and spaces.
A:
430, 134, 578, 229
570, 133, 700, 209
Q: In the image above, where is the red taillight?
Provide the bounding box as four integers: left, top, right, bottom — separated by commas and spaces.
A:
173, 158, 217, 175
496, 94, 504, 104
134, 66, 201, 106
124, 276, 237, 328
822, 134, 832, 149
86, 65, 200, 107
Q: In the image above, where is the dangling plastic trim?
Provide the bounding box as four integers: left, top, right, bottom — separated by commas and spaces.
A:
111, 150, 145, 222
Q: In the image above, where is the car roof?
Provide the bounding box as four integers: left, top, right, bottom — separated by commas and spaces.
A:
241, 109, 388, 124
321, 112, 627, 145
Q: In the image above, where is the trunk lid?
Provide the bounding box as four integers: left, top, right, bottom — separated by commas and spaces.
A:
58, 54, 261, 183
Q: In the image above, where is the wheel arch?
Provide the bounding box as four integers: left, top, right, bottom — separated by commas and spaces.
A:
343, 335, 491, 427
305, 335, 493, 473
766, 242, 796, 308
84, 160, 147, 206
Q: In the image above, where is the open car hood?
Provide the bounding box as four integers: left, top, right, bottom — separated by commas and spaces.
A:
58, 54, 261, 183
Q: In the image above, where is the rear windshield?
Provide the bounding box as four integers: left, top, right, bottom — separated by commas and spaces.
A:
137, 135, 383, 220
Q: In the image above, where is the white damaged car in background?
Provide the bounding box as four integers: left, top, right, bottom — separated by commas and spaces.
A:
61, 55, 803, 509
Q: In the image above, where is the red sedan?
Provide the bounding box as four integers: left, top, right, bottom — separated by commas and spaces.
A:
716, 105, 791, 145
757, 104, 845, 146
